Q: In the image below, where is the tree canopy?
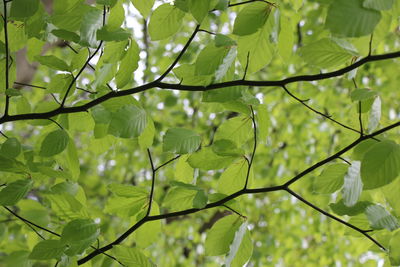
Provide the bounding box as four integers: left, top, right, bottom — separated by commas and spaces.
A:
1, 0, 400, 266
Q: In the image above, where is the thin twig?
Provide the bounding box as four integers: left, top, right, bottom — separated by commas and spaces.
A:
47, 118, 64, 130
198, 29, 216, 35
146, 149, 156, 216
157, 25, 200, 81
285, 188, 386, 251
244, 106, 257, 189
154, 155, 181, 172
338, 157, 351, 165
281, 85, 361, 134
242, 52, 250, 80
222, 205, 246, 218
0, 131, 8, 138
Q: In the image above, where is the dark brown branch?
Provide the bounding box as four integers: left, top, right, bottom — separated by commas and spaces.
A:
285, 188, 386, 251
1, 51, 400, 125
146, 149, 156, 216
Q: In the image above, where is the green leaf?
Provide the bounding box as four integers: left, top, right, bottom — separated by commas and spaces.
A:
39, 129, 70, 157
256, 104, 269, 142
35, 55, 70, 71
389, 230, 400, 265
225, 222, 253, 267
108, 183, 148, 198
237, 16, 275, 73
214, 116, 252, 146
205, 215, 243, 256
107, 2, 125, 30
51, 29, 80, 43
105, 196, 147, 218
131, 0, 155, 17
233, 2, 272, 36
215, 47, 237, 82
0, 137, 22, 158
188, 147, 236, 170
215, 34, 237, 47
365, 204, 400, 231
350, 88, 378, 101
0, 179, 33, 206
330, 199, 372, 216
148, 4, 185, 41
163, 128, 201, 154
363, 0, 394, 10
108, 105, 147, 138
10, 0, 39, 18
115, 40, 140, 88
29, 240, 66, 260
97, 27, 131, 41
212, 139, 244, 157
325, 0, 381, 37
299, 38, 355, 69
361, 140, 400, 189
163, 186, 198, 211
195, 43, 232, 76
60, 219, 100, 256
313, 163, 348, 194
218, 159, 249, 195
138, 116, 155, 150
174, 155, 194, 183
202, 86, 243, 103
113, 246, 155, 267
5, 88, 22, 96
80, 8, 103, 47
135, 202, 161, 248
189, 0, 210, 23
342, 161, 363, 207
367, 96, 381, 132
66, 139, 80, 181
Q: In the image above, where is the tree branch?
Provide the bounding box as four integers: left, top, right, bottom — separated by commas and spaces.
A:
2, 50, 399, 125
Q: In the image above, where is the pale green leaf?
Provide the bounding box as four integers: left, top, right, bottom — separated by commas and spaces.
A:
342, 161, 363, 207
214, 116, 252, 146
300, 38, 355, 69
363, 0, 394, 10
113, 246, 155, 267
313, 163, 348, 194
174, 155, 194, 183
365, 204, 400, 231
80, 8, 103, 47
205, 215, 242, 256
115, 40, 140, 88
131, 0, 155, 17
218, 159, 248, 195
188, 147, 236, 170
148, 4, 185, 41
233, 2, 272, 36
367, 96, 381, 132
